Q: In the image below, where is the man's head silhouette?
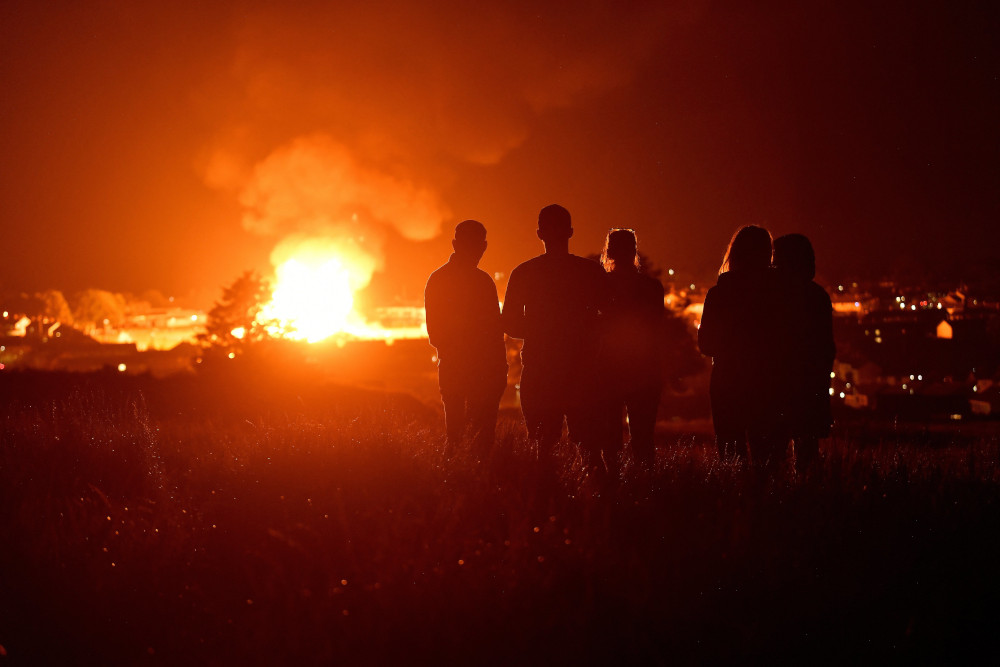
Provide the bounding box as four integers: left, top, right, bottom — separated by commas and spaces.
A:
453, 219, 488, 264
536, 204, 573, 250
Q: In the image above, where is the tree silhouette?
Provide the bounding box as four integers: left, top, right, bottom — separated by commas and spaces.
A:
72, 289, 126, 331
38, 290, 73, 325
200, 271, 277, 351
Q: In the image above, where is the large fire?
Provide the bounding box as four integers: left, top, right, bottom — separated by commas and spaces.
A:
262, 256, 355, 342
256, 239, 426, 343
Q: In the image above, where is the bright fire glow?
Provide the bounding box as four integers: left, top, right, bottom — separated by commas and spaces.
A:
258, 239, 427, 343
263, 257, 355, 342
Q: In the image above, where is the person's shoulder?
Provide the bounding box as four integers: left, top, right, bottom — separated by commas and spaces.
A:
511, 254, 544, 271
473, 266, 497, 286
710, 273, 735, 295
568, 253, 604, 274
640, 272, 664, 289
807, 280, 833, 305
569, 253, 602, 267
425, 261, 451, 286
716, 271, 735, 286
508, 254, 546, 279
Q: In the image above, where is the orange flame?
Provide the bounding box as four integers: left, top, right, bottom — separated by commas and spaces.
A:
259, 237, 426, 343
262, 256, 355, 342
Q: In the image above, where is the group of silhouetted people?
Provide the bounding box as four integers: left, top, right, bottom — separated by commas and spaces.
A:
699, 226, 836, 474
425, 206, 834, 479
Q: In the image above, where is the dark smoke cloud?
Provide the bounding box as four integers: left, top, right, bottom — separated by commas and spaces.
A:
194, 0, 705, 290
201, 0, 703, 214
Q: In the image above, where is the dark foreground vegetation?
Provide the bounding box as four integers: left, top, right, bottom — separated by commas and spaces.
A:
2, 369, 1000, 665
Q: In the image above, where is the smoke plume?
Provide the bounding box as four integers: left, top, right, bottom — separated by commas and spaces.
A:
237, 134, 450, 291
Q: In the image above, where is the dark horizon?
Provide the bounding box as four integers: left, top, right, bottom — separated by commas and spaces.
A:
2, 1, 998, 301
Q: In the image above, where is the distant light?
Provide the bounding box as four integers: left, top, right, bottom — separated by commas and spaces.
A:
875, 337, 882, 344
668, 269, 675, 276
117, 363, 126, 372
875, 329, 881, 335
909, 389, 914, 395
829, 387, 835, 396
0, 363, 4, 370
689, 284, 696, 290
1, 311, 7, 318
854, 302, 860, 307
909, 374, 915, 380
830, 371, 836, 379
902, 384, 908, 390
917, 375, 922, 381
190, 315, 198, 321
839, 392, 846, 399
846, 382, 852, 388
950, 414, 963, 421
228, 352, 236, 359
899, 303, 906, 309
838, 285, 844, 291
911, 305, 917, 311
973, 386, 978, 392
937, 303, 943, 309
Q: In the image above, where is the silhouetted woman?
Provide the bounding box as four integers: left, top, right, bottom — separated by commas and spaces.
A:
772, 234, 835, 474
599, 229, 665, 467
698, 225, 775, 463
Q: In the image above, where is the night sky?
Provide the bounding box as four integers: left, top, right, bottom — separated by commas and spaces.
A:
2, 1, 997, 305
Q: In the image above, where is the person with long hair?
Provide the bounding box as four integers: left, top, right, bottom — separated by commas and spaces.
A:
598, 229, 665, 468
698, 225, 777, 464
772, 234, 835, 475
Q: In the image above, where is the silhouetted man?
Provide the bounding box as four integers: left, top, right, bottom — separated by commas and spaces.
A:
502, 204, 608, 463
425, 220, 508, 453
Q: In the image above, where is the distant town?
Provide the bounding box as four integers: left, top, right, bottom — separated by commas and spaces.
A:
3, 276, 999, 420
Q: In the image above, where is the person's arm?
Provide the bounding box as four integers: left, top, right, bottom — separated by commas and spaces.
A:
424, 274, 452, 351
820, 291, 836, 369
697, 287, 720, 357
486, 278, 504, 338
649, 278, 666, 329
501, 268, 527, 339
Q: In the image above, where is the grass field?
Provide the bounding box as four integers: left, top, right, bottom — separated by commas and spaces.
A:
2, 369, 999, 665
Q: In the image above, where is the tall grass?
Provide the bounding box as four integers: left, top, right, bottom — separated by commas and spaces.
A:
2, 372, 999, 665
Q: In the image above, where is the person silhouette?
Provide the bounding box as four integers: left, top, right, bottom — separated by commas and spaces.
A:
424, 220, 508, 454
598, 229, 665, 467
698, 225, 778, 465
772, 234, 835, 475
502, 204, 608, 466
